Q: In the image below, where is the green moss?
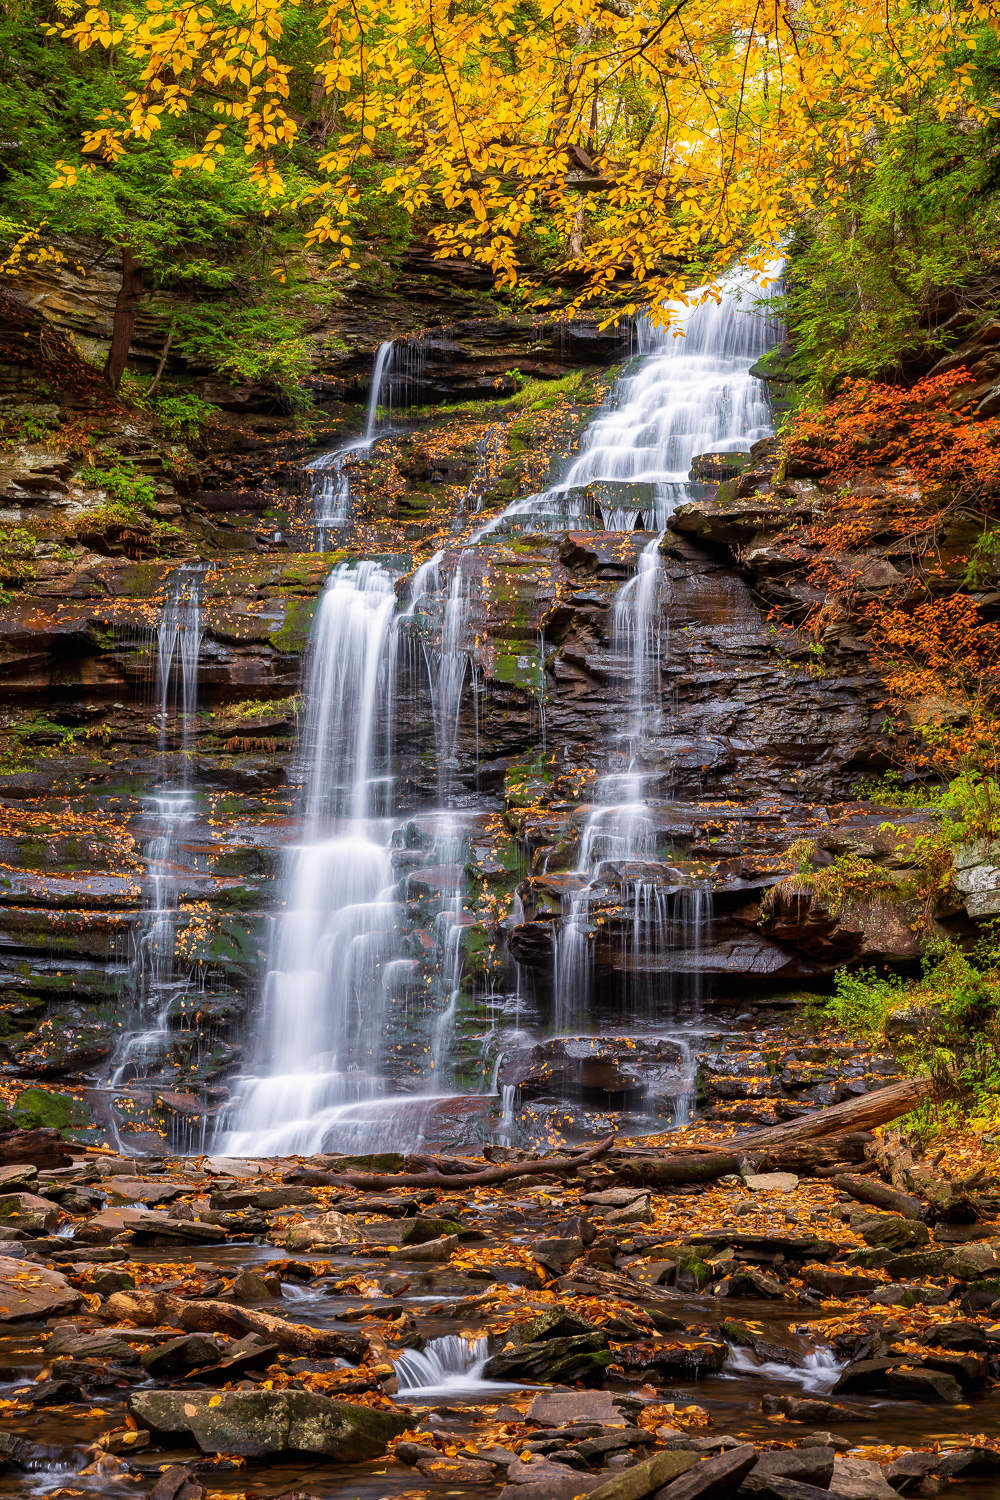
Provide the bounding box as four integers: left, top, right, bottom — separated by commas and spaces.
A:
11, 1086, 94, 1133
269, 598, 318, 654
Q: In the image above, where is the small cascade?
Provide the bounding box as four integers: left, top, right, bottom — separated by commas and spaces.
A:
427, 562, 470, 799
392, 1335, 494, 1397
308, 340, 395, 543
109, 567, 204, 1103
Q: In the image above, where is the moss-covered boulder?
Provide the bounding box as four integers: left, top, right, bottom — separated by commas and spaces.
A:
127, 1389, 410, 1458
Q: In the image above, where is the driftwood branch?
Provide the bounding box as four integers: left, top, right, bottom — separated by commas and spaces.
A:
302, 1134, 615, 1192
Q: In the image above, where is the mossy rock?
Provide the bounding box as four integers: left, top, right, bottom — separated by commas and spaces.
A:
10, 1086, 96, 1137
674, 1251, 712, 1291
269, 598, 318, 655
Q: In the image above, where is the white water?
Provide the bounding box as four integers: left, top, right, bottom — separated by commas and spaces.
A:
393, 1335, 509, 1397
309, 340, 394, 539
724, 1345, 842, 1393
218, 561, 416, 1156
468, 259, 782, 541
109, 567, 203, 1098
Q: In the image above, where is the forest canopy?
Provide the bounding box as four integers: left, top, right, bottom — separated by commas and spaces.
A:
3, 0, 992, 321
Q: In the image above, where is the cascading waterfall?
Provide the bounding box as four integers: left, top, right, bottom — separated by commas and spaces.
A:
468, 260, 783, 541
109, 567, 204, 1095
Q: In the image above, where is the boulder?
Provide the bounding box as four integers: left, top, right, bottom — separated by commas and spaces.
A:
923, 1320, 990, 1352
0, 1255, 81, 1321
830, 1456, 897, 1498
281, 1211, 359, 1249
944, 1241, 1000, 1280
859, 1217, 929, 1251
736, 1448, 835, 1496
526, 1391, 620, 1426
583, 1451, 700, 1499
616, 1340, 727, 1379
140, 1334, 224, 1378
885, 1366, 962, 1403
484, 1332, 613, 1384
389, 1233, 459, 1262
128, 1389, 410, 1458
652, 1444, 756, 1499
800, 1265, 881, 1298
0, 1191, 59, 1234
744, 1173, 799, 1193
763, 1396, 864, 1423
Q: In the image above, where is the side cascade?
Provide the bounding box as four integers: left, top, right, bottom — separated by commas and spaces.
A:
106, 566, 204, 1128
308, 340, 394, 541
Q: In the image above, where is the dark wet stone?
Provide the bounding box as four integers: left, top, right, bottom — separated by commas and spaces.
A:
22, 1378, 81, 1405
485, 1332, 613, 1384
651, 1445, 756, 1500
923, 1320, 991, 1351
886, 1367, 962, 1404
616, 1339, 727, 1379
140, 1334, 224, 1377
833, 1357, 899, 1394
762, 1395, 864, 1423
919, 1350, 989, 1388
859, 1217, 929, 1251
737, 1447, 835, 1497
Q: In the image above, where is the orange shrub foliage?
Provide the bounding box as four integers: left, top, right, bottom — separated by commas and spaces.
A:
785, 368, 1000, 503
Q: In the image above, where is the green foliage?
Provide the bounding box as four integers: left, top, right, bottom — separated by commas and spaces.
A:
827, 934, 1000, 1112
77, 461, 155, 510
0, 526, 37, 586
154, 392, 219, 440
852, 771, 943, 809
780, 86, 1000, 393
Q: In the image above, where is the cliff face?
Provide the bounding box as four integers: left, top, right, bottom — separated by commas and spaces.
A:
0, 284, 986, 1149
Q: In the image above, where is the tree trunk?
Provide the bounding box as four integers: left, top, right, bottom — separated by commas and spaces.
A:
730, 1076, 934, 1148
103, 244, 143, 392
832, 1173, 926, 1220
309, 1134, 614, 1191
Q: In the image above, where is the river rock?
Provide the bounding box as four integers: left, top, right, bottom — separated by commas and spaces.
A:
743, 1173, 798, 1193
584, 1450, 700, 1499
0, 1255, 81, 1320
829, 1456, 897, 1498
944, 1241, 1000, 1279
763, 1395, 863, 1422
388, 1233, 459, 1261
526, 1391, 620, 1426
923, 1320, 991, 1351
127, 1389, 410, 1458
800, 1265, 881, 1297
736, 1447, 835, 1496
886, 1366, 963, 1403
486, 1332, 613, 1384
140, 1334, 224, 1377
859, 1216, 929, 1251
616, 1339, 727, 1378
651, 1444, 756, 1499
0, 1191, 60, 1234
281, 1211, 358, 1249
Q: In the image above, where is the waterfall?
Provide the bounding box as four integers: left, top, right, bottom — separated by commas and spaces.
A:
393, 1335, 493, 1396
216, 562, 416, 1156
108, 567, 204, 1106
467, 259, 783, 541
308, 340, 395, 542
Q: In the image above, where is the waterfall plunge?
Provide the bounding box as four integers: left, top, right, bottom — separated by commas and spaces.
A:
217, 562, 428, 1157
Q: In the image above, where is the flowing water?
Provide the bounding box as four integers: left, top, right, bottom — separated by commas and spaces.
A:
309, 340, 394, 540
106, 568, 204, 1117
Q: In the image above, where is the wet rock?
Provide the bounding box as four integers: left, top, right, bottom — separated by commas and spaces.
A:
499, 1036, 683, 1101
140, 1333, 224, 1377
417, 1454, 495, 1482
149, 1466, 204, 1500
616, 1339, 726, 1379
281, 1211, 359, 1249
885, 1367, 962, 1403
197, 1334, 281, 1381
484, 1332, 613, 1384
653, 1444, 757, 1499
128, 1388, 410, 1458
211, 1186, 316, 1211
923, 1320, 991, 1352
0, 1191, 59, 1234
22, 1377, 81, 1404
720, 1319, 804, 1365
400, 1215, 466, 1243
883, 1250, 949, 1279
526, 1391, 620, 1426
46, 1327, 139, 1362
859, 1217, 929, 1251
830, 1456, 897, 1498
388, 1233, 459, 1261
584, 1450, 700, 1499
920, 1350, 989, 1388
572, 1429, 652, 1463
499, 1463, 608, 1497
762, 1395, 864, 1422
737, 1448, 835, 1497
0, 1254, 81, 1320
833, 1358, 899, 1394
800, 1265, 881, 1297
228, 1268, 280, 1301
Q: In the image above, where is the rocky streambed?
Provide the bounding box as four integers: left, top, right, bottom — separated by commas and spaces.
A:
0, 1107, 997, 1499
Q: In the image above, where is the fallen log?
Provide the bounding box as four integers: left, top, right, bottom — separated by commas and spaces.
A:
832, 1173, 926, 1220
753, 1134, 874, 1174
731, 1076, 934, 1149
0, 1128, 72, 1169
315, 1134, 615, 1191
103, 1290, 367, 1361
613, 1152, 739, 1187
